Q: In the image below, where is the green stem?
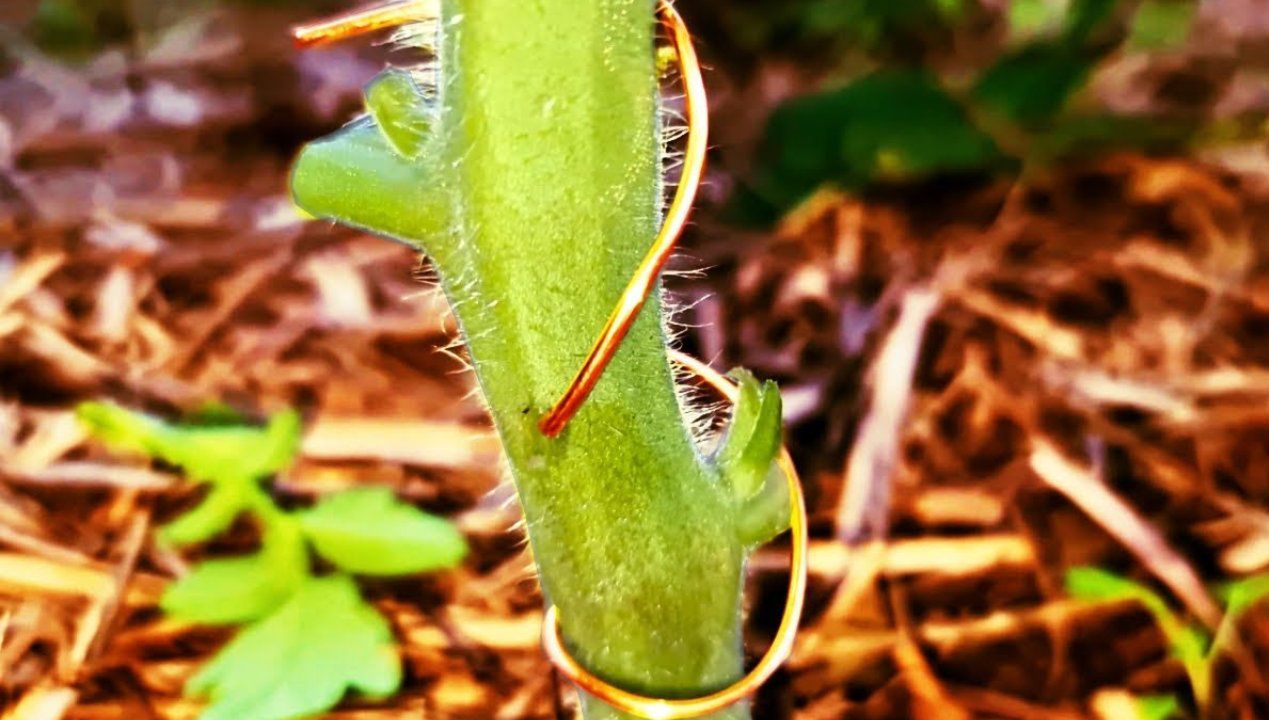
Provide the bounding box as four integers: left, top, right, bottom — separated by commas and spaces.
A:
435, 2, 746, 716
290, 1, 788, 717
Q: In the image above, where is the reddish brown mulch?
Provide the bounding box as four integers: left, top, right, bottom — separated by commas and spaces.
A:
2, 3, 1269, 720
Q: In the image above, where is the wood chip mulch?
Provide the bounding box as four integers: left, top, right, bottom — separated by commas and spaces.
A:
3, 3, 1269, 720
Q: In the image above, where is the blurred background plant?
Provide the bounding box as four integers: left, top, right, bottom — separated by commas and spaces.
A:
75, 402, 466, 720
676, 0, 1265, 223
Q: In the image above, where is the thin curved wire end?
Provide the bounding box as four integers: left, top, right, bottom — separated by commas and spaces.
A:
543, 350, 809, 719
291, 0, 437, 48
538, 0, 708, 437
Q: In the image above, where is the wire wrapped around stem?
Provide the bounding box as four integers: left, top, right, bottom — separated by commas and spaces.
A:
544, 349, 808, 719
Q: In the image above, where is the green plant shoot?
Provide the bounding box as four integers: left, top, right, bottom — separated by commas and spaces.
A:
1065, 566, 1269, 716
77, 402, 467, 720
289, 1, 790, 717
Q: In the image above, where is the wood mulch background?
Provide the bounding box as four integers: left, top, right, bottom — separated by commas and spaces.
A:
2, 2, 1268, 719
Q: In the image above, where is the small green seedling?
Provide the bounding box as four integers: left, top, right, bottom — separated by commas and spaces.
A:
77, 402, 467, 720
1065, 566, 1269, 718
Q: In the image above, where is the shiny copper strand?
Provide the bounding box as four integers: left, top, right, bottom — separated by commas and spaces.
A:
537, 1, 707, 436
292, 0, 437, 47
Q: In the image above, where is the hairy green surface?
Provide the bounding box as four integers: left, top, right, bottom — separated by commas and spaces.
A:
292, 1, 789, 718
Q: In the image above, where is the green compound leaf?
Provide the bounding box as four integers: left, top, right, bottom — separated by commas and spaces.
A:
162, 523, 307, 625
188, 574, 400, 720
364, 68, 434, 160
76, 403, 301, 485
298, 487, 467, 576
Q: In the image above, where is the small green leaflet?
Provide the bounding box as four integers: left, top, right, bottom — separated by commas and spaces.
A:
365, 68, 434, 159
160, 481, 251, 546
298, 487, 468, 576
1134, 693, 1181, 720
76, 403, 301, 485
188, 575, 401, 720
1064, 566, 1208, 664
1217, 572, 1269, 622
162, 524, 308, 625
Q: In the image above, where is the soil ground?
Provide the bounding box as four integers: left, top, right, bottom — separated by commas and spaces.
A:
1, 2, 1268, 719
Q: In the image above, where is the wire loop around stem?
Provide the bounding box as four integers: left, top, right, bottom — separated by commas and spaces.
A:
293, 4, 807, 718
544, 349, 808, 720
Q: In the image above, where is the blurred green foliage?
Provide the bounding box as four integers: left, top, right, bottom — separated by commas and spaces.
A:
78, 402, 467, 720
27, 0, 316, 58
1065, 566, 1269, 717
30, 0, 130, 57
737, 0, 1207, 222
1135, 694, 1183, 720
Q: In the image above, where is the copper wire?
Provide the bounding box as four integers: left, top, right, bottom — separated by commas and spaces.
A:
292, 0, 438, 47
543, 350, 808, 720
537, 1, 707, 437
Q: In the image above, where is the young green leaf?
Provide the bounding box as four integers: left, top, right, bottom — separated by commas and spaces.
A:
297, 487, 467, 576
1218, 572, 1269, 620
1134, 694, 1181, 720
735, 464, 791, 548
717, 370, 763, 474
187, 574, 400, 720
364, 69, 434, 159
159, 481, 251, 547
747, 70, 1004, 214
717, 370, 782, 500
973, 43, 1092, 126
76, 403, 301, 485
163, 520, 307, 624
1065, 566, 1209, 695
77, 401, 173, 459
291, 117, 449, 249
